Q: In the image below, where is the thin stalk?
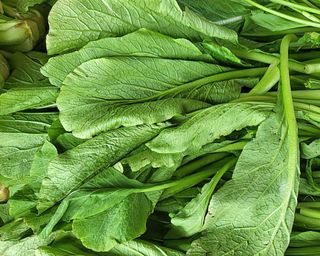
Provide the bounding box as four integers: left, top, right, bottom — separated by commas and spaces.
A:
157, 68, 267, 100
286, 246, 320, 255
241, 27, 320, 37
116, 67, 267, 104
298, 123, 320, 136
301, 0, 320, 9
173, 152, 229, 178
267, 90, 320, 100
157, 157, 237, 200
294, 213, 320, 229
235, 94, 320, 115
243, 0, 320, 28
300, 207, 320, 218
248, 62, 280, 95
271, 0, 320, 15
231, 48, 314, 74
290, 51, 320, 61
298, 201, 320, 208
213, 140, 250, 153
280, 34, 300, 233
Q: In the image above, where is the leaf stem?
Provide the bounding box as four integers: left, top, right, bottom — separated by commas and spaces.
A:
248, 62, 280, 95
173, 152, 229, 178
231, 48, 314, 74
270, 0, 320, 15
243, 0, 320, 28
157, 68, 267, 99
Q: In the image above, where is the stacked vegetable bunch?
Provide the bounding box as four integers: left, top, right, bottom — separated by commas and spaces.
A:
1, 0, 320, 255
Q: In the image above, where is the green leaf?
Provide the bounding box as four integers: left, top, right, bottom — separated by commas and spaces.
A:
188, 34, 299, 256
0, 86, 58, 115
0, 233, 56, 256
299, 178, 320, 196
37, 124, 165, 212
72, 193, 153, 252
42, 29, 212, 87
0, 219, 30, 241
46, 0, 237, 54
108, 239, 185, 256
122, 146, 182, 172
167, 158, 235, 238
290, 231, 320, 247
147, 102, 271, 154
301, 139, 320, 159
0, 52, 58, 115
57, 56, 229, 138
188, 111, 299, 255
0, 113, 56, 185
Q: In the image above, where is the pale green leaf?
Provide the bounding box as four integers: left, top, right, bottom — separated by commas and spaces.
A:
57, 57, 228, 138
188, 111, 299, 255
72, 193, 153, 252
42, 29, 212, 87
147, 102, 271, 154
46, 0, 237, 54
37, 124, 165, 212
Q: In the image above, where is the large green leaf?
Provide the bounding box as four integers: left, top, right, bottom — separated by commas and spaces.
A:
46, 0, 237, 54
72, 193, 153, 252
0, 52, 58, 115
57, 57, 233, 138
42, 29, 212, 87
188, 34, 299, 256
37, 124, 165, 212
0, 113, 57, 185
147, 102, 271, 154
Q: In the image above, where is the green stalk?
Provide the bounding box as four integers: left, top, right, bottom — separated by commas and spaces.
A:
298, 123, 320, 136
297, 202, 320, 208
267, 90, 320, 100
280, 34, 300, 236
290, 51, 320, 61
300, 207, 320, 219
286, 246, 320, 255
142, 157, 237, 200
213, 140, 250, 153
248, 62, 280, 95
294, 213, 320, 230
242, 27, 320, 38
243, 0, 320, 28
173, 152, 229, 178
231, 48, 314, 74
157, 68, 267, 99
270, 0, 320, 15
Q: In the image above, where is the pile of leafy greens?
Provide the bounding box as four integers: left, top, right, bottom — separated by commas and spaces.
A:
1, 0, 320, 255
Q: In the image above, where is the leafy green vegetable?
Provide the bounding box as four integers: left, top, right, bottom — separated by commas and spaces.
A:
188, 34, 299, 256
37, 124, 166, 212
4, 0, 320, 255
148, 102, 271, 154
41, 29, 213, 87
56, 56, 248, 138
46, 0, 237, 54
